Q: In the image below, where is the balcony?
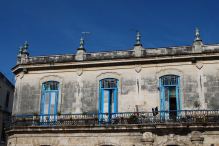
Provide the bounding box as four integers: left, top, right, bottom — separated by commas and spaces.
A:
8, 110, 219, 129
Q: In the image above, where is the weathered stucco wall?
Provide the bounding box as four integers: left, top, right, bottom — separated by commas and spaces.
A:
204, 63, 219, 109
7, 132, 144, 146
7, 130, 219, 146
12, 60, 219, 115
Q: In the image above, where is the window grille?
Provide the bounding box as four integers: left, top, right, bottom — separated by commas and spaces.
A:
101, 78, 117, 88
43, 81, 59, 90
160, 75, 179, 86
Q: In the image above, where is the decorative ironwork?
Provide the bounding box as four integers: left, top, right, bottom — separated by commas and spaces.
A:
101, 78, 117, 89
8, 110, 219, 128
43, 81, 59, 90
160, 75, 179, 86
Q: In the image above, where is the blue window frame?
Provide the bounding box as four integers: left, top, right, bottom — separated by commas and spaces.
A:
98, 78, 118, 123
159, 75, 181, 119
40, 81, 59, 121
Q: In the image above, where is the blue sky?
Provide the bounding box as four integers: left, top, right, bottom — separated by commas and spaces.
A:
0, 0, 219, 82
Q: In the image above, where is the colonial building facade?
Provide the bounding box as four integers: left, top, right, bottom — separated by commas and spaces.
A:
0, 72, 14, 146
7, 29, 219, 146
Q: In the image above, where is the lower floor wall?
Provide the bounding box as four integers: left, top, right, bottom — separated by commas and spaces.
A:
0, 143, 6, 146
7, 131, 219, 146
0, 111, 9, 146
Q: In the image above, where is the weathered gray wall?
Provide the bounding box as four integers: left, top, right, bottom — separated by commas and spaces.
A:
81, 80, 98, 113
204, 65, 219, 109
183, 76, 199, 108
205, 75, 219, 109
12, 60, 219, 115
62, 81, 77, 113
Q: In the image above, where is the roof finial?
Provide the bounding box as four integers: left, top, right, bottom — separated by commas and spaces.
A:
76, 35, 87, 61
193, 27, 203, 52
22, 41, 29, 53
79, 36, 85, 49
135, 31, 142, 46
19, 46, 23, 52
194, 27, 202, 41
17, 46, 23, 57
17, 41, 30, 64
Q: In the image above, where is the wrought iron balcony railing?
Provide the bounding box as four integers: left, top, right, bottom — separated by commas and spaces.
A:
8, 110, 219, 128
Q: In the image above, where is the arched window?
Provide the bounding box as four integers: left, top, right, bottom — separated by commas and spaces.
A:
40, 81, 60, 120
159, 75, 180, 119
99, 78, 118, 123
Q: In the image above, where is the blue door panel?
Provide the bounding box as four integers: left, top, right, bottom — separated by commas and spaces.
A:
159, 75, 181, 118
98, 78, 118, 123
40, 81, 59, 121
